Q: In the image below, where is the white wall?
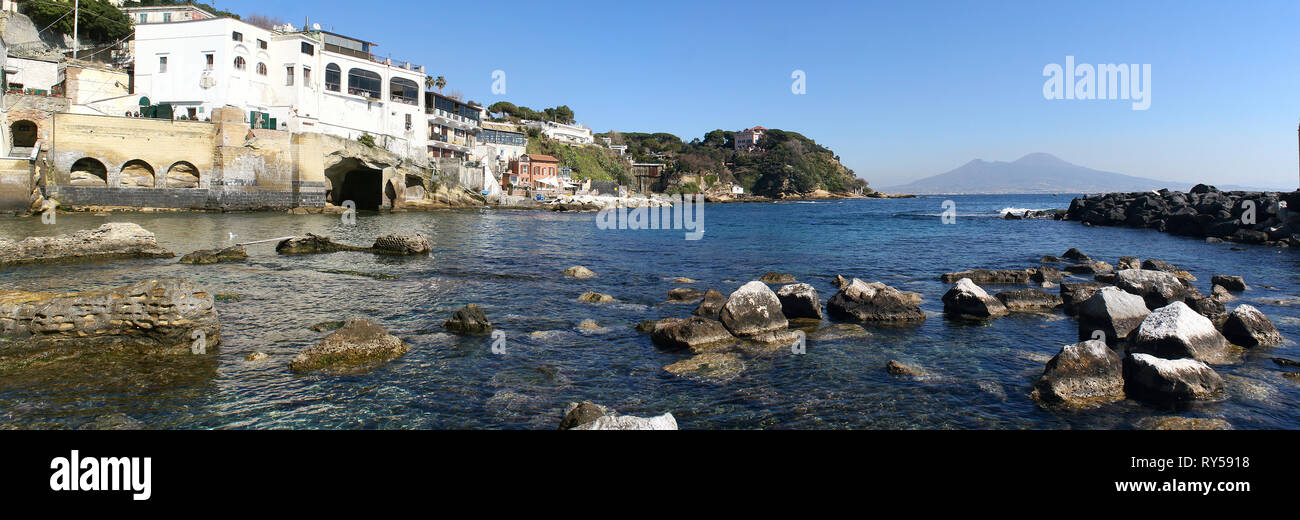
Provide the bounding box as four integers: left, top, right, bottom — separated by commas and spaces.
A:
6, 57, 59, 92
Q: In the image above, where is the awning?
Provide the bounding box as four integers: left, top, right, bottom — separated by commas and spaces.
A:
536, 177, 560, 187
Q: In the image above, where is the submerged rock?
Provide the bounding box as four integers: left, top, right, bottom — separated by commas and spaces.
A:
663, 352, 745, 383
1211, 275, 1248, 292
1062, 248, 1092, 262
563, 265, 596, 279
940, 268, 1032, 285
1135, 416, 1232, 430
442, 304, 493, 335
1129, 302, 1232, 364
275, 233, 365, 255
759, 272, 797, 284
692, 289, 727, 320
558, 401, 611, 430
719, 281, 789, 337
371, 234, 431, 255
827, 278, 926, 324
651, 317, 736, 353
288, 318, 408, 372
179, 245, 248, 265
578, 291, 616, 303
0, 223, 174, 266
1076, 287, 1149, 346
942, 278, 1008, 320
1221, 304, 1283, 347
570, 413, 678, 430
776, 283, 823, 320
831, 274, 850, 289
1117, 256, 1141, 270
1031, 340, 1125, 407
886, 360, 929, 377
994, 288, 1063, 312
1065, 261, 1114, 275
1123, 353, 1224, 402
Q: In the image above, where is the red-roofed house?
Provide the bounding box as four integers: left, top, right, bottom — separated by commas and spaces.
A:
735, 126, 766, 151
504, 154, 560, 195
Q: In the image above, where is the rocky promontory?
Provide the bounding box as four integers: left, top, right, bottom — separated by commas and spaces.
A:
1064, 185, 1300, 246
0, 223, 174, 267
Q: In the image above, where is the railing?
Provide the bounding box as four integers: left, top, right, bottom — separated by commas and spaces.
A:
324, 43, 372, 61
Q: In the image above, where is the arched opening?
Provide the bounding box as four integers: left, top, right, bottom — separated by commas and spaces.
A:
404, 175, 425, 201
233, 56, 246, 71
325, 63, 341, 92
166, 161, 200, 188
70, 158, 108, 186
385, 179, 397, 206
347, 68, 382, 98
390, 77, 419, 105
119, 160, 156, 188
325, 158, 384, 210
11, 120, 37, 148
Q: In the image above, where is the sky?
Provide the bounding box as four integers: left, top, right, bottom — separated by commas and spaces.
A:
211, 0, 1300, 189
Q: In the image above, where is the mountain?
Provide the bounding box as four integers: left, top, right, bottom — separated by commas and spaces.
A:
883, 153, 1274, 194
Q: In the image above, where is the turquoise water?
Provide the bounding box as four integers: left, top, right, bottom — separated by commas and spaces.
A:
2, 194, 1298, 429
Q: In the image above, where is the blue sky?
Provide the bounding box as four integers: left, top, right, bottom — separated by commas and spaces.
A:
214, 0, 1300, 189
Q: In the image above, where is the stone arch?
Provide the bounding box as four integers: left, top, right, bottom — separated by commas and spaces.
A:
384, 179, 398, 207
118, 160, 156, 188
166, 161, 201, 188
10, 120, 37, 148
325, 158, 383, 210
70, 158, 108, 186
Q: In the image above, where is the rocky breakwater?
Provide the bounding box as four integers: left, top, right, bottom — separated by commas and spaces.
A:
548, 195, 674, 212
1065, 184, 1300, 246
0, 278, 220, 375
0, 223, 174, 267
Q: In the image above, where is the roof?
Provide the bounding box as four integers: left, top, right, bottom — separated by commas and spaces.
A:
524, 154, 559, 162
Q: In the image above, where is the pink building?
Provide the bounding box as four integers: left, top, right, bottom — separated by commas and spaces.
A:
735, 126, 766, 151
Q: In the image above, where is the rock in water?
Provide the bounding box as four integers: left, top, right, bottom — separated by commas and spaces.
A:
1065, 261, 1113, 275
942, 278, 1008, 319
179, 245, 248, 265
776, 283, 823, 320
1076, 287, 1149, 346
0, 223, 174, 267
651, 317, 736, 353
0, 278, 220, 360
667, 287, 706, 302
1062, 248, 1092, 262
663, 352, 745, 383
719, 281, 789, 336
692, 290, 727, 319
1129, 302, 1232, 364
831, 275, 850, 289
1060, 282, 1110, 316
1210, 275, 1248, 292
289, 318, 408, 372
1221, 304, 1283, 347
827, 278, 926, 324
1117, 256, 1141, 270
563, 265, 596, 279
886, 360, 929, 377
994, 288, 1063, 312
570, 413, 678, 430
1135, 417, 1232, 430
1032, 340, 1125, 406
1114, 269, 1194, 309
372, 234, 431, 255
442, 304, 493, 334
578, 291, 615, 303
1123, 353, 1224, 402
275, 233, 364, 255
558, 401, 612, 430
759, 272, 796, 284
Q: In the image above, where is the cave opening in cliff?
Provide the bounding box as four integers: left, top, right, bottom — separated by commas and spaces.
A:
334, 166, 384, 211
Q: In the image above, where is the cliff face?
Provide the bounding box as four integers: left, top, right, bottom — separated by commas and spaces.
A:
1065, 185, 1300, 246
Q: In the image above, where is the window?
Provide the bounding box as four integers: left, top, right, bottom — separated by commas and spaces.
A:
204, 54, 214, 71
163, 13, 171, 23
405, 114, 412, 130
347, 68, 382, 98
139, 13, 147, 23
232, 31, 243, 42
286, 65, 294, 86
302, 67, 311, 86
159, 56, 168, 73
256, 62, 267, 76
258, 39, 267, 50
389, 77, 419, 105
325, 63, 341, 92
233, 56, 246, 71
301, 42, 314, 56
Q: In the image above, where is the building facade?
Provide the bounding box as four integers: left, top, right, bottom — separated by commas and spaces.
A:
120, 4, 216, 25
426, 91, 479, 160
524, 119, 593, 145
504, 153, 559, 195
735, 125, 766, 151
132, 17, 429, 163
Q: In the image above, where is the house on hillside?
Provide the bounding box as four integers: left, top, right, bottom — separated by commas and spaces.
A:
504, 153, 560, 196
735, 125, 765, 151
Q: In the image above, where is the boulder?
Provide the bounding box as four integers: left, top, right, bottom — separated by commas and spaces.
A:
940, 268, 1031, 284
1117, 256, 1141, 270
1186, 295, 1226, 322
1129, 302, 1232, 364
1220, 304, 1283, 347
558, 401, 611, 430
1135, 417, 1232, 430
692, 290, 727, 319
179, 245, 248, 265
650, 317, 736, 353
776, 283, 823, 320
1062, 248, 1092, 262
941, 278, 1008, 319
1030, 266, 1064, 284
1114, 269, 1193, 309
371, 234, 431, 255
994, 289, 1063, 312
1059, 281, 1109, 316
667, 287, 706, 302
1123, 353, 1224, 402
442, 304, 493, 334
1031, 340, 1125, 406
578, 291, 615, 303
1041, 255, 1064, 263
759, 272, 796, 284
831, 275, 850, 289
886, 360, 929, 377
1077, 287, 1150, 346
563, 265, 596, 279
663, 352, 745, 382
577, 319, 601, 330
827, 278, 927, 324
1211, 275, 1247, 292
288, 318, 409, 372
1141, 259, 1177, 272
276, 233, 365, 255
1064, 261, 1113, 275
0, 223, 174, 266
1211, 285, 1235, 302
570, 413, 678, 430
719, 281, 789, 336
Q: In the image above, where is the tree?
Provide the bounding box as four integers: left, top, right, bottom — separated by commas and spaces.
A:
434, 76, 447, 92
244, 13, 285, 30
22, 0, 133, 43
425, 75, 436, 92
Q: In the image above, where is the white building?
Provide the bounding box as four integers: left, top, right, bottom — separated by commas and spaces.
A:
4, 56, 60, 93
120, 4, 215, 25
524, 119, 593, 145
132, 17, 429, 162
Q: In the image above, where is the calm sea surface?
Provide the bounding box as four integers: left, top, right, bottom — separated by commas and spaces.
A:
2, 194, 1298, 429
